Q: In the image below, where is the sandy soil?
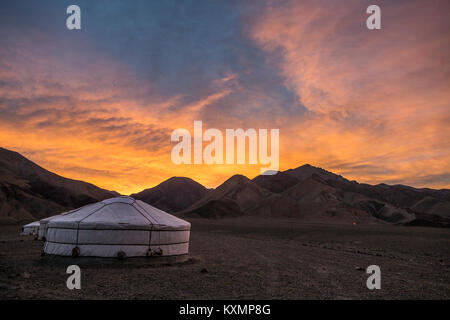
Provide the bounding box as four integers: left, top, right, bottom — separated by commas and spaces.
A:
0, 218, 449, 299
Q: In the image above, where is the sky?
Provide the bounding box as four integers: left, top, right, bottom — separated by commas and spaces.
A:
0, 0, 449, 194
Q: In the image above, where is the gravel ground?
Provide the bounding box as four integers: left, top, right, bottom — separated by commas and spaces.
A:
0, 217, 449, 299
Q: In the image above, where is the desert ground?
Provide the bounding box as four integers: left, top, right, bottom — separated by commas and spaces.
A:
0, 218, 449, 299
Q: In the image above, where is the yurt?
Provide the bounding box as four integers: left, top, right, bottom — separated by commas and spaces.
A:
21, 221, 40, 236
43, 196, 191, 261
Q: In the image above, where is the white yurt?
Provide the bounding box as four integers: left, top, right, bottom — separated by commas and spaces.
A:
43, 196, 191, 260
21, 221, 40, 236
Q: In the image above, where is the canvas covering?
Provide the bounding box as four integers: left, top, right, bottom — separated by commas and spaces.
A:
38, 205, 92, 240
43, 196, 191, 257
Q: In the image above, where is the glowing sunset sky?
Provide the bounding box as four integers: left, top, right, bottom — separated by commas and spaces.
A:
0, 0, 449, 194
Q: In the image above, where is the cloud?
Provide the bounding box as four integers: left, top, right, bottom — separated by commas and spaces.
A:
0, 0, 449, 193
248, 0, 450, 188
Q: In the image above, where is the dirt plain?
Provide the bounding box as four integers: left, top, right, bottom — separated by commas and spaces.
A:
0, 217, 449, 299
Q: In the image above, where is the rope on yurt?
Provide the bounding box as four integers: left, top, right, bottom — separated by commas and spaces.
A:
147, 224, 153, 256
157, 227, 162, 255
134, 201, 159, 224
61, 201, 97, 218
133, 201, 164, 256
133, 201, 157, 224
132, 201, 158, 256
72, 203, 108, 257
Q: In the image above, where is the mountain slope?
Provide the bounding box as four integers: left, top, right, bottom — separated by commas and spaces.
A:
131, 177, 209, 213
251, 165, 450, 226
0, 147, 117, 223
178, 163, 449, 226
250, 175, 380, 223
3, 146, 448, 227
252, 171, 299, 193
179, 175, 271, 218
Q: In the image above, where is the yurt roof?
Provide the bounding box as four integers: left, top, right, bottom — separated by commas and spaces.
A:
47, 196, 190, 231
40, 214, 62, 223
39, 206, 83, 224
24, 221, 40, 228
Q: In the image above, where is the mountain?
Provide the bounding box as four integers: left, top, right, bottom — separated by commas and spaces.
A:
178, 175, 271, 218
179, 164, 450, 227
252, 170, 299, 193
0, 147, 117, 224
180, 199, 244, 219
2, 146, 448, 227
131, 177, 209, 213
285, 164, 348, 184
252, 165, 450, 226
250, 174, 381, 223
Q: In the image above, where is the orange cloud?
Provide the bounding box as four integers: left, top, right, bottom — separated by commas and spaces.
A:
249, 0, 450, 188
0, 1, 449, 194
0, 32, 251, 194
